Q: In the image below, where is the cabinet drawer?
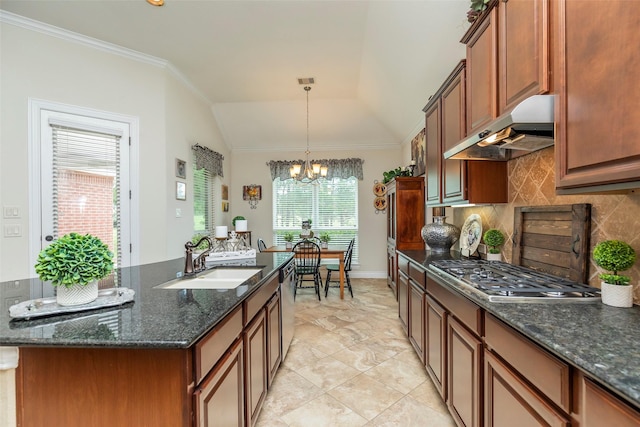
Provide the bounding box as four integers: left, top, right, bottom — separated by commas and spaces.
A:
195, 306, 243, 384
398, 255, 409, 276
409, 263, 426, 289
485, 314, 571, 412
427, 274, 482, 336
244, 274, 279, 325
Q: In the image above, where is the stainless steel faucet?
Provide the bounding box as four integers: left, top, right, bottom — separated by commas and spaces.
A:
184, 236, 214, 275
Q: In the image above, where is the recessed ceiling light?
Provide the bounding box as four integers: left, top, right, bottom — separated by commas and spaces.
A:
147, 0, 164, 6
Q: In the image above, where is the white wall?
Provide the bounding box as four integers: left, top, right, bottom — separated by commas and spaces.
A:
0, 22, 228, 280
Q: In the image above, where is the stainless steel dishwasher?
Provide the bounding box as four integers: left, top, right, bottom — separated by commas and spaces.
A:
279, 259, 295, 360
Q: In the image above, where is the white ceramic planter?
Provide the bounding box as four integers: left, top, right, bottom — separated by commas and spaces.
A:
56, 280, 99, 306
486, 252, 502, 261
600, 281, 634, 308
235, 220, 248, 232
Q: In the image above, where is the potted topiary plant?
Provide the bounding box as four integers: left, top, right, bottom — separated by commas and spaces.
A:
483, 229, 505, 261
593, 240, 637, 307
34, 233, 114, 306
319, 232, 331, 249
283, 232, 295, 249
232, 215, 248, 231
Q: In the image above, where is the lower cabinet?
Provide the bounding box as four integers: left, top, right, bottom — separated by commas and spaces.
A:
425, 295, 447, 400
573, 372, 640, 427
409, 280, 425, 363
484, 350, 569, 427
196, 339, 245, 427
244, 309, 268, 427
448, 316, 483, 427
267, 291, 282, 388
397, 270, 409, 334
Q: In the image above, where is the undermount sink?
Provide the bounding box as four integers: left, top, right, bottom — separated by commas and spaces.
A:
155, 268, 262, 290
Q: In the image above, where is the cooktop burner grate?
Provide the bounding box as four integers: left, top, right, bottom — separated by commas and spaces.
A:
430, 259, 600, 302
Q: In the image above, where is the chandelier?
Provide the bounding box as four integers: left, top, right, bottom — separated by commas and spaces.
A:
290, 85, 328, 184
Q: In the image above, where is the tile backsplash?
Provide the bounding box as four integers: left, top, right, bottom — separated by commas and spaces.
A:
452, 146, 640, 304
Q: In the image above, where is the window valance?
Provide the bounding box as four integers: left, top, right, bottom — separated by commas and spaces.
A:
192, 144, 224, 177
267, 158, 364, 181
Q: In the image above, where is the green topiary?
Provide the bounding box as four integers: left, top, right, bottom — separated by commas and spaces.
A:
283, 232, 295, 242
35, 233, 113, 287
593, 240, 637, 285
232, 215, 245, 227
483, 229, 505, 254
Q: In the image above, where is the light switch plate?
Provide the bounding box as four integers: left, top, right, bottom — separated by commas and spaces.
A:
175, 208, 182, 218
3, 206, 20, 218
4, 225, 22, 237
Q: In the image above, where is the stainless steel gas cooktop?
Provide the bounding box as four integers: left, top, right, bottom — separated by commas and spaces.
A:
429, 259, 601, 303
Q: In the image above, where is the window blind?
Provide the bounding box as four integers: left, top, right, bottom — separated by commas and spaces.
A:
193, 166, 215, 235
273, 177, 358, 262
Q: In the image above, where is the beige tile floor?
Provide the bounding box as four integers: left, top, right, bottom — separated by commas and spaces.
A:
256, 278, 456, 427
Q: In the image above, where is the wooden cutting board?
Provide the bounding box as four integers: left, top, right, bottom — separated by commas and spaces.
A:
512, 204, 591, 283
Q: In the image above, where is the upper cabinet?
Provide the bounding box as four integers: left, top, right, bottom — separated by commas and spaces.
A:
555, 0, 640, 192
462, 0, 550, 135
424, 61, 507, 207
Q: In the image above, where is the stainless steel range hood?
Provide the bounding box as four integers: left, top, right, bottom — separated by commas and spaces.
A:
443, 95, 555, 161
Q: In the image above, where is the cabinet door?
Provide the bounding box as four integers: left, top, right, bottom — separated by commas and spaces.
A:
386, 181, 396, 242
576, 373, 640, 427
484, 350, 569, 427
408, 281, 425, 362
266, 292, 281, 388
196, 339, 245, 427
465, 7, 498, 135
387, 244, 397, 298
397, 271, 409, 334
244, 309, 267, 427
426, 295, 447, 400
448, 317, 482, 427
498, 0, 550, 113
441, 66, 467, 204
425, 99, 441, 205
555, 0, 640, 190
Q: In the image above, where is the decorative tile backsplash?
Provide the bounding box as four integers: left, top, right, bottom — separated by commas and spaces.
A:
452, 147, 640, 303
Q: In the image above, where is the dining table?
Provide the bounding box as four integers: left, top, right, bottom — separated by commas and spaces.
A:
263, 245, 347, 299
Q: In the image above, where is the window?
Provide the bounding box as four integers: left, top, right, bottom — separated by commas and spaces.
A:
273, 177, 358, 261
193, 166, 216, 237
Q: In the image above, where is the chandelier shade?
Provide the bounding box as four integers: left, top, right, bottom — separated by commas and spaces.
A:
290, 85, 327, 184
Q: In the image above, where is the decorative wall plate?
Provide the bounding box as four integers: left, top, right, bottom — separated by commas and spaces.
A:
373, 181, 387, 196
460, 214, 482, 256
374, 196, 387, 211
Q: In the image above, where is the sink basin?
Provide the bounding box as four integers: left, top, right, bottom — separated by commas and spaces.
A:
155, 268, 262, 290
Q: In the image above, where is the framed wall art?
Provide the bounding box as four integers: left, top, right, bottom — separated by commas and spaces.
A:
175, 158, 186, 179
221, 184, 229, 201
222, 201, 229, 212
410, 128, 426, 176
176, 181, 186, 200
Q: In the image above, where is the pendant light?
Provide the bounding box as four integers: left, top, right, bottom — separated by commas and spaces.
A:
290, 85, 328, 184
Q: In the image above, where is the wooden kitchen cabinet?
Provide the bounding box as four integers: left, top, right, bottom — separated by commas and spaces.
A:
244, 309, 267, 427
397, 268, 409, 334
424, 61, 507, 206
409, 280, 425, 363
196, 339, 245, 427
266, 291, 281, 388
555, 0, 640, 192
387, 243, 397, 298
484, 350, 569, 427
425, 294, 447, 400
573, 372, 640, 427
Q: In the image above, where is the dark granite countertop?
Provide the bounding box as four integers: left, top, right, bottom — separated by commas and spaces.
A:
398, 250, 640, 409
0, 252, 294, 349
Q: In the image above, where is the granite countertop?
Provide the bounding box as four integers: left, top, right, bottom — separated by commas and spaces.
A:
399, 250, 640, 409
0, 252, 294, 349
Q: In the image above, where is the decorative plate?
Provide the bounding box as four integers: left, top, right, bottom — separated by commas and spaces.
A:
374, 196, 387, 211
373, 182, 387, 197
460, 214, 482, 256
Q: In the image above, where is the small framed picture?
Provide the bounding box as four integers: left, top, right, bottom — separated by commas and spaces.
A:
243, 185, 262, 200
221, 184, 229, 201
222, 201, 229, 212
175, 158, 186, 179
176, 181, 186, 200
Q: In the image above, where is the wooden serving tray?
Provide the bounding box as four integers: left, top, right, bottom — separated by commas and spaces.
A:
512, 204, 591, 283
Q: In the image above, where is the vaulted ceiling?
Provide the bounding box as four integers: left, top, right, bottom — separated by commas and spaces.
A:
0, 0, 471, 152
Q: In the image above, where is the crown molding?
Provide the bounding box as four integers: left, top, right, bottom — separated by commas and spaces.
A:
0, 10, 212, 105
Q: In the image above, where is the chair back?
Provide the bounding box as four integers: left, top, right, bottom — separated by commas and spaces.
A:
344, 238, 355, 271
257, 238, 267, 252
292, 240, 321, 271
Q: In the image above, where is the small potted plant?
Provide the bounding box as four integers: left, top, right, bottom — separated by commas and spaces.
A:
483, 229, 505, 261
232, 215, 248, 231
319, 232, 331, 249
35, 233, 114, 306
593, 240, 637, 307
283, 232, 294, 249
301, 219, 314, 238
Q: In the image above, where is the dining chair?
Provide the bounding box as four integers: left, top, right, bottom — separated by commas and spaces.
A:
324, 238, 355, 298
257, 238, 267, 252
292, 240, 322, 301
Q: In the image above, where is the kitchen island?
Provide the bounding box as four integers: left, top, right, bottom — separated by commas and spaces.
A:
398, 250, 640, 426
0, 252, 294, 427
